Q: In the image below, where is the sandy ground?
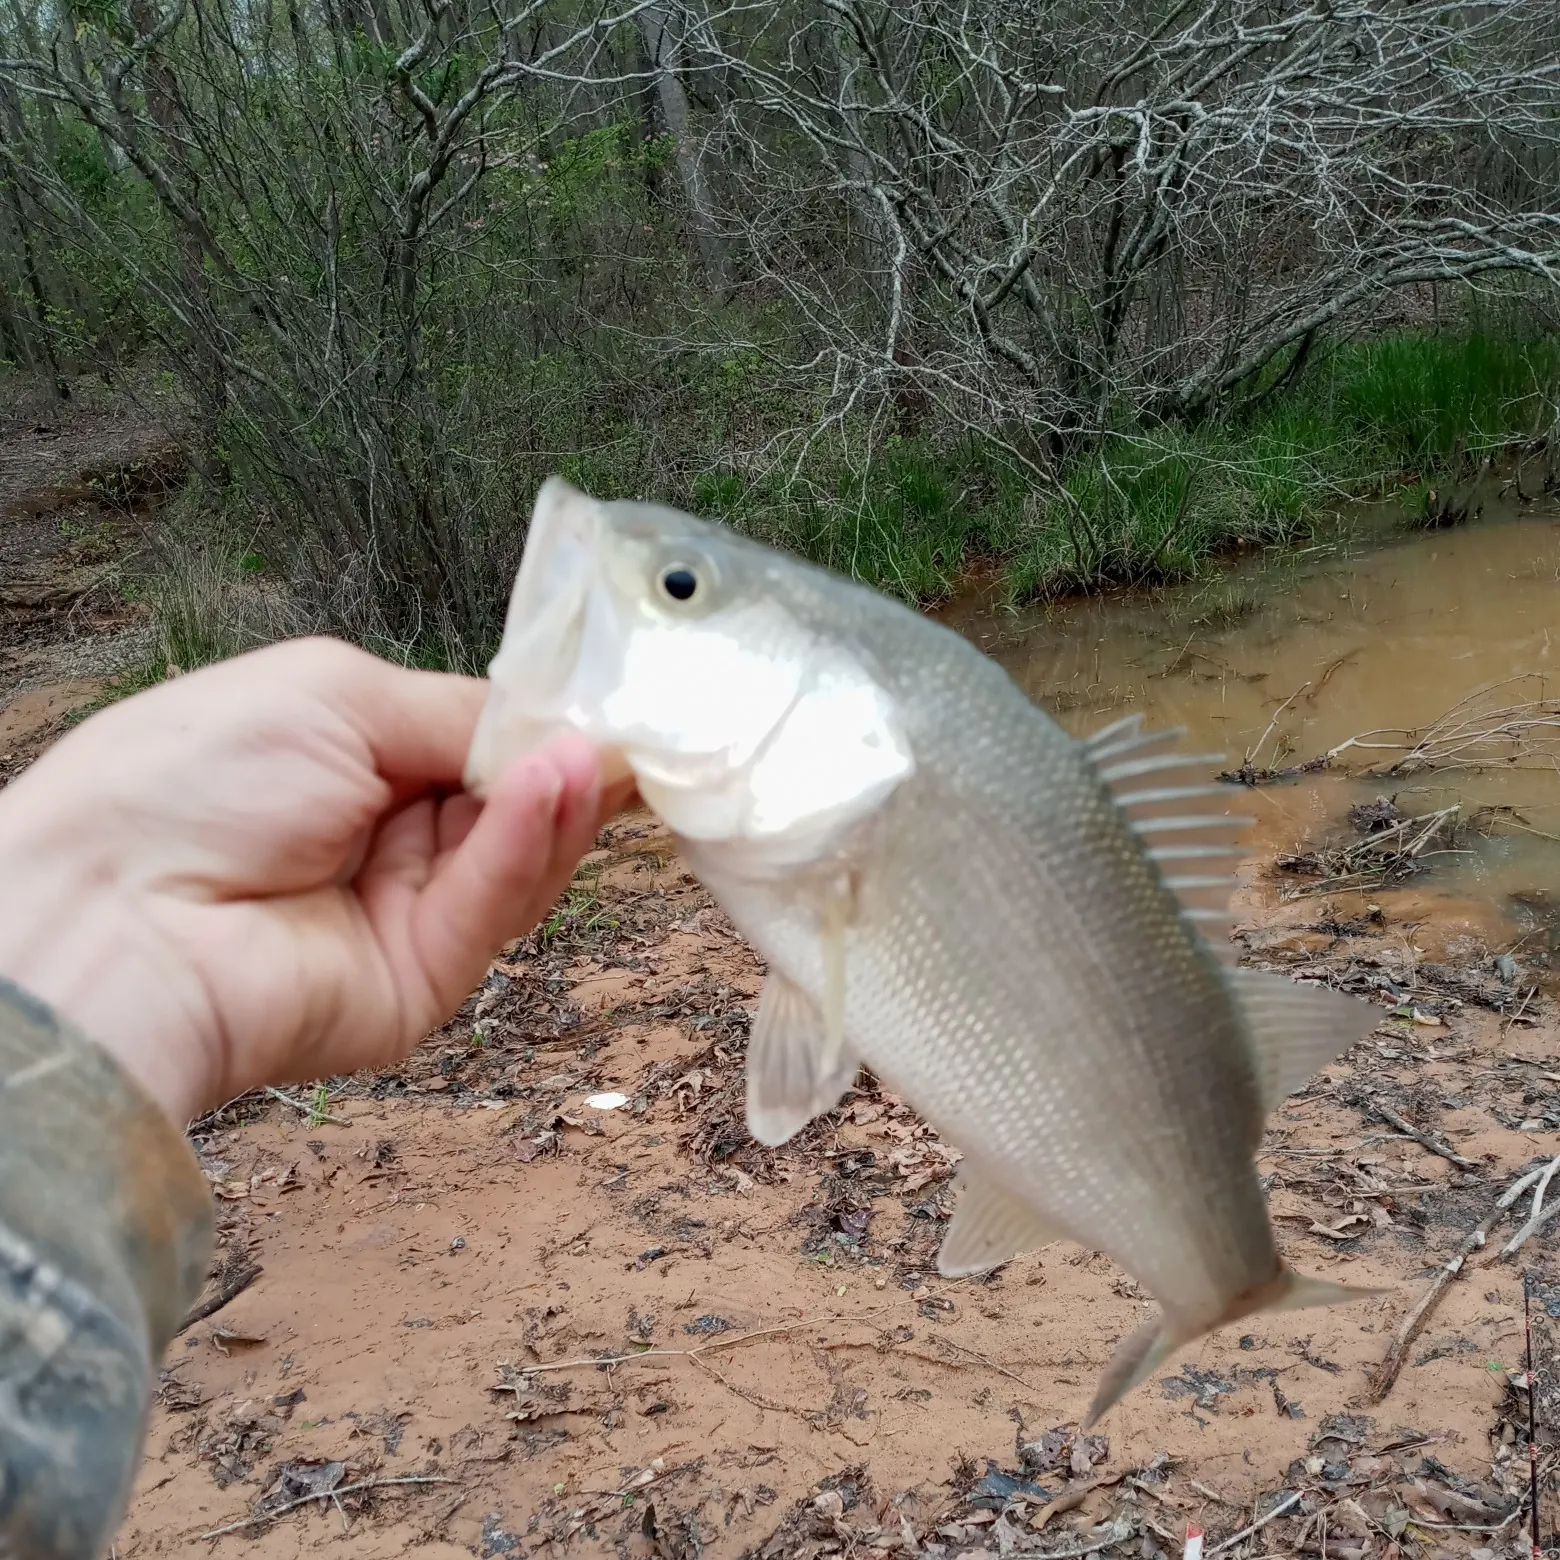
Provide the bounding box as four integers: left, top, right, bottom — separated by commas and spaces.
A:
4, 379, 1558, 1560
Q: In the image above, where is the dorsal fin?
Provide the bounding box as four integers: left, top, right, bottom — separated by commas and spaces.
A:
1082, 714, 1251, 961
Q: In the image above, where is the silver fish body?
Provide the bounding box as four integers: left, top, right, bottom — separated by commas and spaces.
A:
466, 479, 1383, 1421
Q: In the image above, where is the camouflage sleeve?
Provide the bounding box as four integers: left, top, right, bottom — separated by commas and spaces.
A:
0, 976, 213, 1560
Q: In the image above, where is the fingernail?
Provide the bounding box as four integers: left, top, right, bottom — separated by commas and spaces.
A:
502, 753, 563, 813
549, 735, 603, 797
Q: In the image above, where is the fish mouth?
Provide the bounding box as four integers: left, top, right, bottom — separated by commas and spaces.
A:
465, 480, 619, 794
504, 477, 601, 686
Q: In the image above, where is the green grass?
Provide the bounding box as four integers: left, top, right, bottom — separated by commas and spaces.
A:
1002, 420, 1330, 601
1321, 331, 1560, 472
678, 327, 1557, 608
996, 327, 1560, 602
538, 881, 620, 950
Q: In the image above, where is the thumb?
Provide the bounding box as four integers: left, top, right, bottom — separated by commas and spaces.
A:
409, 737, 605, 1012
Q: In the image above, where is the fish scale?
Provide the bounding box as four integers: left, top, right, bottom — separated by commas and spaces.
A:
467, 477, 1387, 1422
689, 665, 1271, 1319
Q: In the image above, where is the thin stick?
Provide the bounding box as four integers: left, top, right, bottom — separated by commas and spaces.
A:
1407, 1510, 1527, 1534
933, 1334, 1048, 1394
198, 1476, 454, 1539
1503, 1194, 1560, 1261
1246, 684, 1310, 769
179, 1263, 262, 1333
688, 1354, 801, 1416
1207, 1491, 1303, 1555
1190, 1482, 1241, 1508
1502, 1155, 1560, 1257
187, 1090, 265, 1133
1504, 985, 1539, 1038
511, 1309, 888, 1375
1369, 1162, 1550, 1402
264, 1085, 349, 1127
1526, 1274, 1542, 1560
1365, 1100, 1478, 1171
1013, 1535, 1123, 1560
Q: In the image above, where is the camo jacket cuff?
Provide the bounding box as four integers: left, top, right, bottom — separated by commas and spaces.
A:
0, 975, 213, 1560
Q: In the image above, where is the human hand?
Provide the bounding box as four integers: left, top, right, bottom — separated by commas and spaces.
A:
0, 637, 631, 1123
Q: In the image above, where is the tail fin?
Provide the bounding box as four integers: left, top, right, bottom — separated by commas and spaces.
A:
1085, 1263, 1388, 1426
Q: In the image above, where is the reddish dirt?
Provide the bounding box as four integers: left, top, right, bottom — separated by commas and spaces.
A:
108, 813, 1560, 1560
0, 370, 185, 773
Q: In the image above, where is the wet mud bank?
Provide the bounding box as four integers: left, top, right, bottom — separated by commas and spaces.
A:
952, 497, 1560, 976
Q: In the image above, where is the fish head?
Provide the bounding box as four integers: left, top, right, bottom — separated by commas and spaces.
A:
466, 478, 914, 862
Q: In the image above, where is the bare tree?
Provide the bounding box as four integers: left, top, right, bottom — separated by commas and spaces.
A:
638, 0, 731, 289
0, 0, 692, 659
689, 0, 1560, 467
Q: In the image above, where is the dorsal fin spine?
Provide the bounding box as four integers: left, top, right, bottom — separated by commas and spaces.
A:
1081, 714, 1251, 962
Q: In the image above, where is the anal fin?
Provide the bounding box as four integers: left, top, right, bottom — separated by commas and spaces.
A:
1085, 1312, 1180, 1429
937, 1171, 1062, 1277
1228, 968, 1378, 1110
745, 971, 859, 1147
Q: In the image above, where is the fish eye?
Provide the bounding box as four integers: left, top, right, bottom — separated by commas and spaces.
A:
659, 564, 699, 603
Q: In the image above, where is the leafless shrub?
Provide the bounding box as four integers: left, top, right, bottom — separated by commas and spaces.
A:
685, 0, 1560, 472
1329, 676, 1560, 776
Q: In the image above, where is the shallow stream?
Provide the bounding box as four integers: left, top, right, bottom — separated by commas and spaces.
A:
947, 495, 1560, 947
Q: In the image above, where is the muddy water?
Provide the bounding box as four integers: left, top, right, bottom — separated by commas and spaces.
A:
949, 498, 1560, 944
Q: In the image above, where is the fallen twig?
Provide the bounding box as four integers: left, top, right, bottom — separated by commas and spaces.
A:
1326, 677, 1560, 777
1368, 1161, 1550, 1402
264, 1085, 348, 1127
1188, 1481, 1240, 1508
1017, 1525, 1132, 1560
198, 1476, 453, 1539
0, 567, 114, 610
1364, 1100, 1478, 1171
1277, 806, 1462, 895
1247, 685, 1309, 770
1503, 984, 1539, 1038
933, 1334, 1048, 1395
1500, 1155, 1560, 1258
1207, 1491, 1302, 1555
509, 1309, 889, 1376
179, 1263, 262, 1333
688, 1353, 803, 1415
187, 1090, 265, 1133
1405, 1509, 1526, 1534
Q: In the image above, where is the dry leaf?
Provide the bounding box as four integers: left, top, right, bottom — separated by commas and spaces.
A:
1309, 1214, 1368, 1240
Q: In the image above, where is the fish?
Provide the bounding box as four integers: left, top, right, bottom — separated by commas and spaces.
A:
465, 477, 1385, 1423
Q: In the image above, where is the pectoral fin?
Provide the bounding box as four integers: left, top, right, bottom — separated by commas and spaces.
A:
745, 970, 859, 1147
820, 892, 849, 1080
937, 1171, 1063, 1276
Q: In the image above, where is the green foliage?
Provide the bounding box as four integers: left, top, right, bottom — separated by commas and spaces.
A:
1002, 327, 1560, 602
1315, 331, 1560, 471
7, 0, 1557, 649
53, 121, 115, 208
